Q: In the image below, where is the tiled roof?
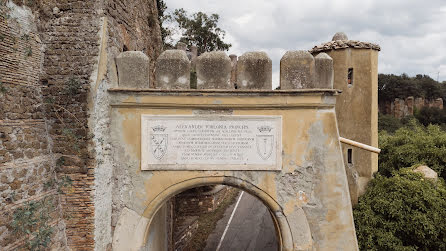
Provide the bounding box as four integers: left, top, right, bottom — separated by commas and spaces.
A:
310, 40, 381, 53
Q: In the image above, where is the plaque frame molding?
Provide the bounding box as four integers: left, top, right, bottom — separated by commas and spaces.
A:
141, 115, 283, 171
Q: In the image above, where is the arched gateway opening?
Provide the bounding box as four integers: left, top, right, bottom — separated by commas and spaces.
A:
109, 49, 359, 251
147, 184, 281, 250
143, 176, 291, 251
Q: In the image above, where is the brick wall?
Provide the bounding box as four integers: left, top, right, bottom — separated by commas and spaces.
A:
35, 0, 101, 249
0, 1, 67, 249
105, 0, 162, 85
1, 0, 162, 249
174, 186, 230, 216
173, 216, 199, 251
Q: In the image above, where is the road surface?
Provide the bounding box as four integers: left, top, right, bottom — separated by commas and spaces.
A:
204, 191, 278, 251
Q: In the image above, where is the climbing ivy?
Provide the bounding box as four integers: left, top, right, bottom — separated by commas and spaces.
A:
0, 79, 7, 93
12, 198, 55, 250
11, 176, 72, 250
24, 46, 32, 57
63, 77, 82, 96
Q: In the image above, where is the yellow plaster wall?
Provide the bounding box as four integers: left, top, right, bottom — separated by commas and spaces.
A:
109, 91, 358, 251
325, 49, 379, 178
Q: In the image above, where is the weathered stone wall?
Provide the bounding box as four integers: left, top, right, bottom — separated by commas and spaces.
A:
379, 96, 444, 118
33, 0, 102, 249
105, 0, 162, 86
1, 0, 162, 249
0, 1, 67, 249
102, 0, 162, 249
174, 186, 229, 216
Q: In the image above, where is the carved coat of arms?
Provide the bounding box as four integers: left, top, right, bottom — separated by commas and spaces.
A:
256, 126, 274, 160
150, 125, 168, 160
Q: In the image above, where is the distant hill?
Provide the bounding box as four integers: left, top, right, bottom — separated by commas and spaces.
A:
379, 73, 446, 104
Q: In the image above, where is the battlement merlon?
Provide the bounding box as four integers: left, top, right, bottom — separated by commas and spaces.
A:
114, 49, 335, 91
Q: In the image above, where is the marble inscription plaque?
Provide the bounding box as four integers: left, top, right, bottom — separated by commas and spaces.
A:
141, 115, 282, 170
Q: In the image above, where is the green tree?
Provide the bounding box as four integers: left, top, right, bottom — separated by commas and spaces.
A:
156, 0, 171, 48
416, 74, 442, 99
378, 113, 403, 133
415, 107, 446, 126
156, 2, 231, 54
378, 73, 446, 104
354, 169, 446, 251
379, 120, 446, 178
171, 8, 231, 54
378, 73, 423, 103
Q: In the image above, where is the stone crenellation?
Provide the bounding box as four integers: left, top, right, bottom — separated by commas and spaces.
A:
116, 51, 151, 89
237, 51, 272, 89
116, 48, 334, 90
155, 50, 190, 89
195, 51, 233, 89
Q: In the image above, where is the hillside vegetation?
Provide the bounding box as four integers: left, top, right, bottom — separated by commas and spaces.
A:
354, 119, 446, 250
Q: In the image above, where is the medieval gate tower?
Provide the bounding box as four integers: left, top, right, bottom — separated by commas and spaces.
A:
312, 32, 380, 204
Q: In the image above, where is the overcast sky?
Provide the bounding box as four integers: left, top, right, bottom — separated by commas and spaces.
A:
165, 0, 446, 86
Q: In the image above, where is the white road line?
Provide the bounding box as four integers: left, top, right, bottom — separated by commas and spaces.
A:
216, 191, 244, 251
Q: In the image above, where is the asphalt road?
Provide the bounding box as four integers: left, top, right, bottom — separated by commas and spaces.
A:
204, 191, 278, 251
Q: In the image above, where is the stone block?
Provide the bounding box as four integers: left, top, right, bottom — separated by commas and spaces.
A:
236, 52, 272, 90
332, 32, 348, 41
176, 42, 187, 51
112, 207, 149, 251
413, 165, 438, 181
196, 51, 232, 89
155, 50, 190, 89
280, 50, 315, 89
116, 51, 150, 89
314, 53, 334, 89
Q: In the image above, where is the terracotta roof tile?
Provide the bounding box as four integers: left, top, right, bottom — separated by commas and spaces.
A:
310, 40, 381, 53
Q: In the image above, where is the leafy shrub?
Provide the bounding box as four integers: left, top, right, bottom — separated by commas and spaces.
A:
379, 120, 446, 178
379, 113, 403, 133
415, 106, 446, 127
354, 169, 446, 251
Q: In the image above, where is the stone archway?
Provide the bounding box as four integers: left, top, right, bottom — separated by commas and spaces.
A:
108, 89, 358, 251
108, 49, 359, 251
141, 175, 298, 251
112, 175, 305, 250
